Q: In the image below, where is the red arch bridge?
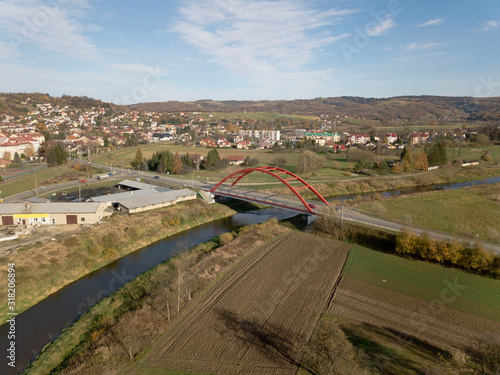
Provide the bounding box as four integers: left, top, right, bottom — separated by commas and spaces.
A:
207, 166, 330, 214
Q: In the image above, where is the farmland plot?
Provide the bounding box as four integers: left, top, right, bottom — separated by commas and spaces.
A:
147, 233, 351, 374
328, 277, 500, 350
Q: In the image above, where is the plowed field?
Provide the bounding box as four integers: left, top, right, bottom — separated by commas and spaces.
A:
328, 277, 500, 350
146, 233, 351, 374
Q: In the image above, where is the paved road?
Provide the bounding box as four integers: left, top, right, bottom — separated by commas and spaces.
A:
7, 160, 500, 255
341, 207, 500, 254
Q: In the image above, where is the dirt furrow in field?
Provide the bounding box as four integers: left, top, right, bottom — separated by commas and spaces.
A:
146, 233, 351, 374
328, 277, 500, 350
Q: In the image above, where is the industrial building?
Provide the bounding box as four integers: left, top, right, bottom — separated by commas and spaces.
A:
0, 202, 108, 226
89, 179, 197, 213
114, 189, 197, 213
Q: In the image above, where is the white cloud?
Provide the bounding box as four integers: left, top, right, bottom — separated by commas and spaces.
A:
366, 16, 396, 37
405, 42, 440, 51
0, 0, 97, 59
174, 0, 357, 98
417, 19, 444, 28
108, 63, 168, 76
482, 20, 499, 31
0, 40, 18, 59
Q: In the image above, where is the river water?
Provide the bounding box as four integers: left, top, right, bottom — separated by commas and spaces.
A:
1, 175, 499, 374
0, 209, 296, 375
328, 175, 500, 203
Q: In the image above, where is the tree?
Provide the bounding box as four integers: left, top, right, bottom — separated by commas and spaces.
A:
36, 122, 47, 133
53, 143, 67, 165
400, 145, 414, 171
205, 148, 220, 169
413, 150, 429, 170
24, 144, 35, 160
2, 151, 11, 161
131, 148, 143, 169
13, 152, 22, 164
472, 133, 490, 146
272, 156, 287, 168
39, 141, 67, 166
181, 153, 193, 168
304, 317, 364, 375
395, 228, 418, 255
426, 141, 447, 166
296, 150, 325, 174
172, 152, 183, 175
392, 162, 404, 174
164, 152, 174, 173
192, 154, 202, 170
244, 156, 259, 166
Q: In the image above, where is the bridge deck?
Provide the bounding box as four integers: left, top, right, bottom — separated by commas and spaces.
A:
209, 185, 320, 214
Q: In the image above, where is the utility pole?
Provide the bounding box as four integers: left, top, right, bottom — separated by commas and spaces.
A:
79, 183, 81, 202
35, 176, 38, 196
341, 202, 344, 227
87, 168, 89, 188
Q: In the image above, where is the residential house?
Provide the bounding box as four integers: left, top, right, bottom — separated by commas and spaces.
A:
226, 155, 245, 165
410, 132, 429, 145
385, 132, 398, 144
347, 134, 370, 145
305, 132, 341, 143
237, 140, 252, 149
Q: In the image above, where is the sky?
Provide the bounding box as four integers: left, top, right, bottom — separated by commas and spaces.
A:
0, 0, 499, 104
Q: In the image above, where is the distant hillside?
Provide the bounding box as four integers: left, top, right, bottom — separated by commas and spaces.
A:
0, 93, 112, 115
124, 96, 500, 122
1, 93, 500, 122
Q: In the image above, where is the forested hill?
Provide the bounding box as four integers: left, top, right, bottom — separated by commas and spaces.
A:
0, 93, 112, 115
2, 93, 500, 122
125, 96, 500, 122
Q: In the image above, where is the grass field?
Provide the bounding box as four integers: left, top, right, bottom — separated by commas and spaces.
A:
0, 164, 104, 198
356, 183, 500, 243
93, 144, 357, 184
446, 145, 500, 163
342, 245, 500, 322
202, 111, 320, 122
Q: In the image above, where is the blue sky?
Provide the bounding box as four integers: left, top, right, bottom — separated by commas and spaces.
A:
0, 0, 499, 104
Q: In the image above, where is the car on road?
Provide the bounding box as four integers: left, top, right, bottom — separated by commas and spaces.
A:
154, 175, 160, 179
79, 179, 87, 183
308, 203, 317, 209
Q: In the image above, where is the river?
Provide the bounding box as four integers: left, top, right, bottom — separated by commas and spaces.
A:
328, 175, 500, 203
0, 209, 296, 375
1, 175, 499, 374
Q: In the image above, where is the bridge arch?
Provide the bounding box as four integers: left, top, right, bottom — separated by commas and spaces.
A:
210, 166, 330, 213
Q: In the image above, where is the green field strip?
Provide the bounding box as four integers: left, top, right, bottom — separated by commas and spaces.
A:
343, 245, 500, 322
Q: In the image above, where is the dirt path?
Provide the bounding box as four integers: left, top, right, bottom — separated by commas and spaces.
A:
146, 233, 351, 374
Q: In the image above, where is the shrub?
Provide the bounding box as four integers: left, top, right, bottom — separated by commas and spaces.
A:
346, 149, 376, 163
219, 232, 234, 246
245, 157, 259, 166
370, 202, 387, 216
272, 156, 287, 168
481, 152, 492, 162
395, 228, 418, 256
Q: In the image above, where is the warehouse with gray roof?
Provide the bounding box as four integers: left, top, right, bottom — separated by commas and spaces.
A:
0, 202, 109, 226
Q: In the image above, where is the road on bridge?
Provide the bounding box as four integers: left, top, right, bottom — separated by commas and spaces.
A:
8, 160, 499, 255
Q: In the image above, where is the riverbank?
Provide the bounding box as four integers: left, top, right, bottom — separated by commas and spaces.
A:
23, 219, 291, 375
0, 200, 236, 326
